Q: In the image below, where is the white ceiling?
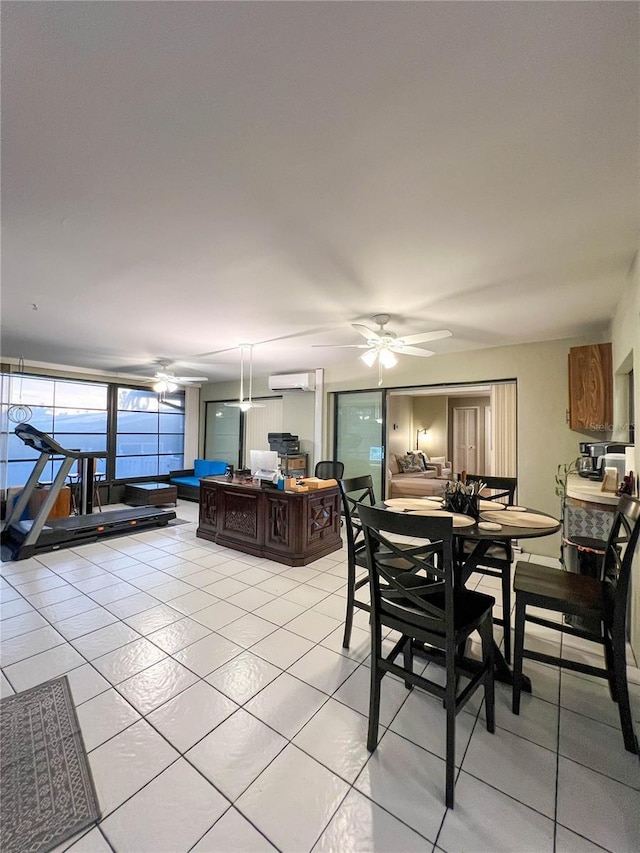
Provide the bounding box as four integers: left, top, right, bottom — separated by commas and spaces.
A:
2, 2, 638, 385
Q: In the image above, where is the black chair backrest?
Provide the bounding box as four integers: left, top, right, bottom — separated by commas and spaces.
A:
603, 495, 640, 632
315, 460, 345, 480
358, 504, 455, 634
339, 475, 377, 562
461, 474, 517, 504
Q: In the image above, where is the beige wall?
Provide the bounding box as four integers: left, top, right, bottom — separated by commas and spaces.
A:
412, 397, 448, 459
386, 395, 413, 457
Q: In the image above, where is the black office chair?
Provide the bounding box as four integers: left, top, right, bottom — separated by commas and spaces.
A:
512, 494, 640, 755
358, 504, 495, 809
314, 460, 345, 480
339, 475, 376, 648
456, 474, 517, 663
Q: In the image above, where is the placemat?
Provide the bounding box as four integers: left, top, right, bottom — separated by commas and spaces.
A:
480, 510, 559, 528
0, 675, 101, 853
478, 499, 506, 511
384, 498, 442, 510
408, 509, 476, 528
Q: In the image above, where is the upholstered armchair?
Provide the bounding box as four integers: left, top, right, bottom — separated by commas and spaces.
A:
425, 455, 453, 478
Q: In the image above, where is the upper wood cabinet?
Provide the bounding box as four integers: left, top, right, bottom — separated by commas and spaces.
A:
568, 343, 613, 431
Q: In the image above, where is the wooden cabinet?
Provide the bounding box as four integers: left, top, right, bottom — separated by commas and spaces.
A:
568, 343, 613, 431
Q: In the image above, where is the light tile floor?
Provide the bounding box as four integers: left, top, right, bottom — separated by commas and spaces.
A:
1, 501, 639, 853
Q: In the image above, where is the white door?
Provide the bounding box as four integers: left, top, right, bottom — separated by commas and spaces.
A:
453, 407, 479, 476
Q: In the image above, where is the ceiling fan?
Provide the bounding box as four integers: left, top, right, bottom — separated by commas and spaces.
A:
314, 314, 452, 384
150, 361, 209, 392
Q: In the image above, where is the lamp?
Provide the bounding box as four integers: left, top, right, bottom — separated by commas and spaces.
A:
416, 427, 428, 450
224, 344, 265, 411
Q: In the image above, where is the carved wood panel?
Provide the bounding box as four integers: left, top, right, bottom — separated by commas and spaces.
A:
224, 492, 259, 540
306, 492, 340, 542
266, 497, 291, 547
200, 487, 218, 526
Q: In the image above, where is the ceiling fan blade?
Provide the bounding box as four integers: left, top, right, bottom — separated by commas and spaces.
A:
312, 344, 370, 349
172, 375, 209, 383
352, 323, 382, 341
400, 329, 452, 345
392, 345, 435, 357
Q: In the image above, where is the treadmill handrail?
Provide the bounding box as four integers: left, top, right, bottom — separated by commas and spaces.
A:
15, 424, 107, 459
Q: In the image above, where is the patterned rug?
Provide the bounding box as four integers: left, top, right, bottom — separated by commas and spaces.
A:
0, 676, 101, 853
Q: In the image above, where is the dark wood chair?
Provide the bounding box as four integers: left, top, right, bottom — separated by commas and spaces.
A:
338, 475, 376, 648
314, 460, 345, 480
512, 494, 640, 755
456, 474, 517, 663
358, 504, 495, 808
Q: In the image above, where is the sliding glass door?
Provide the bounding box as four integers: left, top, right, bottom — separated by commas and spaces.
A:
335, 390, 385, 497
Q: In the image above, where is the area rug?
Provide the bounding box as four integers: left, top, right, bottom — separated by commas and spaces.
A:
0, 676, 101, 853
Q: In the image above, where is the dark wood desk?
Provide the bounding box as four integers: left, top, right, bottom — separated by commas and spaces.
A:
197, 477, 342, 566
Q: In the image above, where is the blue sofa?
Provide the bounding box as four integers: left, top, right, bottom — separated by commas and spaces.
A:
168, 459, 227, 501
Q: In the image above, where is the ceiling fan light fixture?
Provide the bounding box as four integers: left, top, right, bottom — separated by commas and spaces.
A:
153, 378, 178, 393
378, 348, 397, 369
360, 350, 377, 368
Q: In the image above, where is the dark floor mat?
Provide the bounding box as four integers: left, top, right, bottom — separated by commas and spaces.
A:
0, 675, 101, 853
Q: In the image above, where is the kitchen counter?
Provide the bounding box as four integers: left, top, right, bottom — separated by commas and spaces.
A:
565, 472, 619, 507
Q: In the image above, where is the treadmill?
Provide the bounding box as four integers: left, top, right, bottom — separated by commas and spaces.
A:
2, 424, 176, 561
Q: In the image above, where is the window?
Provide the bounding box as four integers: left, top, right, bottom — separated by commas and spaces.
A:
1, 372, 186, 492
1, 375, 108, 489
115, 387, 184, 480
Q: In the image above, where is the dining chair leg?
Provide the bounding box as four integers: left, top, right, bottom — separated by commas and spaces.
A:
611, 625, 639, 754
367, 624, 383, 752
512, 597, 526, 715
342, 561, 356, 648
501, 570, 511, 664
445, 643, 457, 809
403, 636, 413, 690
603, 634, 618, 702
479, 618, 495, 733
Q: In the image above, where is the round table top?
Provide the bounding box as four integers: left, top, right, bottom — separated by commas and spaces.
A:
455, 509, 561, 540
378, 501, 560, 540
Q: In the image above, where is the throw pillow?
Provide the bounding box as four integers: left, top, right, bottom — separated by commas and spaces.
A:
408, 450, 429, 470
430, 456, 446, 466
398, 454, 425, 474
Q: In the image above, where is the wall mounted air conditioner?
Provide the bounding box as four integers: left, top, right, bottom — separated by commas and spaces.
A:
268, 372, 316, 392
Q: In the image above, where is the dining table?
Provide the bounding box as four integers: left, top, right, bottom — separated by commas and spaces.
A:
381, 497, 562, 692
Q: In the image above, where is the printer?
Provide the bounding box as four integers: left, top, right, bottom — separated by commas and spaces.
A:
268, 432, 300, 455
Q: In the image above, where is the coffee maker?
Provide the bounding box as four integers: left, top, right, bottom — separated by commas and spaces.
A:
577, 441, 631, 480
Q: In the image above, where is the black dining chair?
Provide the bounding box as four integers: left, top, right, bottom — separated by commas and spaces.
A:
314, 460, 345, 480
358, 504, 495, 809
512, 494, 640, 755
456, 474, 517, 663
338, 475, 377, 649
